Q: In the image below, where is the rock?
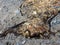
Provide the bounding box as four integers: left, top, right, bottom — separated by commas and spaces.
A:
0, 0, 27, 31
51, 13, 60, 32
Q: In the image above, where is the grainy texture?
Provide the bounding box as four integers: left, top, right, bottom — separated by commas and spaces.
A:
0, 0, 60, 45
0, 0, 27, 31
19, 0, 59, 38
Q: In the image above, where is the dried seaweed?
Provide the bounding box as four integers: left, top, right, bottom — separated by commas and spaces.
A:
0, 0, 60, 39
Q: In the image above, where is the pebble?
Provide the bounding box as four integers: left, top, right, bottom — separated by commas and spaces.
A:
14, 9, 20, 15
51, 14, 60, 26
22, 40, 26, 44
0, 30, 3, 34
32, 11, 37, 15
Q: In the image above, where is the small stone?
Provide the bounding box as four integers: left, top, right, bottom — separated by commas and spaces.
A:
32, 11, 37, 15
24, 23, 30, 25
22, 40, 26, 44
14, 9, 20, 14
0, 31, 3, 34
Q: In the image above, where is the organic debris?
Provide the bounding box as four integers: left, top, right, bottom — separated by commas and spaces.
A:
0, 0, 60, 39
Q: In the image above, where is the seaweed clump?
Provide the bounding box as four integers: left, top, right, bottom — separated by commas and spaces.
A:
0, 0, 60, 39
